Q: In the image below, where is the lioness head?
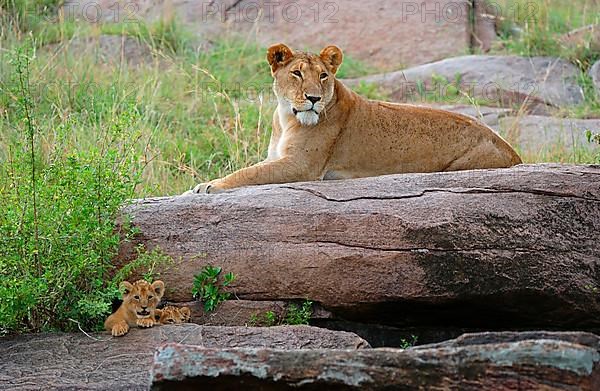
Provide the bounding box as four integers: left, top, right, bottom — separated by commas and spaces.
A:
120, 279, 164, 319
267, 43, 343, 126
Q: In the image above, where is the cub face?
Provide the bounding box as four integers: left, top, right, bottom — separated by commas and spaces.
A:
154, 306, 192, 324
267, 43, 343, 126
120, 280, 164, 319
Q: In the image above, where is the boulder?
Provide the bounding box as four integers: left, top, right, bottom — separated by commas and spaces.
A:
559, 24, 600, 52
590, 60, 600, 96
346, 55, 584, 111
47, 35, 156, 66
497, 115, 600, 157
151, 331, 600, 390
62, 0, 473, 71
0, 324, 368, 390
116, 164, 600, 332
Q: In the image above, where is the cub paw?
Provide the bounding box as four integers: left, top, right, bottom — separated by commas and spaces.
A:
136, 317, 155, 328
111, 322, 129, 337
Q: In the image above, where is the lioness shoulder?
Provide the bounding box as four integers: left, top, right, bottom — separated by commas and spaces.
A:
188, 44, 521, 194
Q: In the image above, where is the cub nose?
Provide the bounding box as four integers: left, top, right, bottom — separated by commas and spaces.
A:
305, 94, 321, 104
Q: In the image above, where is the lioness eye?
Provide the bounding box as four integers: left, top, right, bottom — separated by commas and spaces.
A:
320, 73, 328, 80
292, 70, 302, 78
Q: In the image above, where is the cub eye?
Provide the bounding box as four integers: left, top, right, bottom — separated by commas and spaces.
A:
134, 295, 140, 300
292, 70, 302, 78
148, 295, 153, 299
320, 72, 328, 80
168, 319, 175, 323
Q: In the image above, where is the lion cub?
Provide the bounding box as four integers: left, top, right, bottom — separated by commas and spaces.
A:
154, 305, 192, 325
104, 279, 165, 337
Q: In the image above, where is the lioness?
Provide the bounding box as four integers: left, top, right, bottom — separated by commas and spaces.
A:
189, 43, 521, 194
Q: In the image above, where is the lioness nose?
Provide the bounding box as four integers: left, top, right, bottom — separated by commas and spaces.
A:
306, 94, 321, 104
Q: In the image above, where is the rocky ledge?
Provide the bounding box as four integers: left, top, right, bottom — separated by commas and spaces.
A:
152, 331, 600, 390
0, 325, 368, 390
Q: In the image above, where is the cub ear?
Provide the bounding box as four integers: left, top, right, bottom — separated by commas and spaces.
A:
319, 45, 343, 75
120, 281, 134, 296
152, 280, 165, 298
267, 43, 294, 74
180, 307, 191, 319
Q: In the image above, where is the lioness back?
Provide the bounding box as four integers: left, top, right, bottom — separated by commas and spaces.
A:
323, 97, 522, 179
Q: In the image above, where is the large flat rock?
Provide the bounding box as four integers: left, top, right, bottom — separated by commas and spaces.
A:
0, 325, 368, 390
116, 164, 600, 330
347, 55, 584, 110
151, 331, 600, 390
63, 0, 472, 70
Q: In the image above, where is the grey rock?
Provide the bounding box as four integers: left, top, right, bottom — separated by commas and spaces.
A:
590, 60, 600, 96
347, 55, 584, 110
497, 115, 600, 156
0, 324, 368, 390
559, 24, 600, 52
46, 35, 156, 66
151, 331, 600, 390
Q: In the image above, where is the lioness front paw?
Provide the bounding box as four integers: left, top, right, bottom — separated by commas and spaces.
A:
136, 317, 155, 328
191, 180, 226, 194
192, 182, 212, 194
111, 321, 129, 337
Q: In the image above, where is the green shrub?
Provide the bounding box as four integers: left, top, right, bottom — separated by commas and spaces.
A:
248, 310, 278, 327
399, 335, 418, 349
191, 265, 235, 312
586, 130, 600, 163
0, 45, 148, 335
284, 300, 312, 325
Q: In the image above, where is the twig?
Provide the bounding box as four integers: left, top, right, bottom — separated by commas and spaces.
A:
68, 318, 110, 342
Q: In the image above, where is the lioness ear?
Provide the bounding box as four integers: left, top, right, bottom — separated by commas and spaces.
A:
320, 45, 343, 75
120, 281, 134, 296
267, 43, 294, 74
152, 280, 165, 298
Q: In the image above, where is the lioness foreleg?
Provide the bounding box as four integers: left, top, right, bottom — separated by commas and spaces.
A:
191, 158, 318, 194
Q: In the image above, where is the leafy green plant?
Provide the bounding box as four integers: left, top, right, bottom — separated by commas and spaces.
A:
0, 44, 154, 334
248, 310, 278, 326
399, 335, 418, 349
191, 265, 235, 312
586, 130, 600, 163
284, 300, 313, 325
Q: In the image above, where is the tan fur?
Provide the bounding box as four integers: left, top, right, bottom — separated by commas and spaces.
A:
190, 44, 521, 194
104, 280, 164, 337
154, 306, 192, 324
